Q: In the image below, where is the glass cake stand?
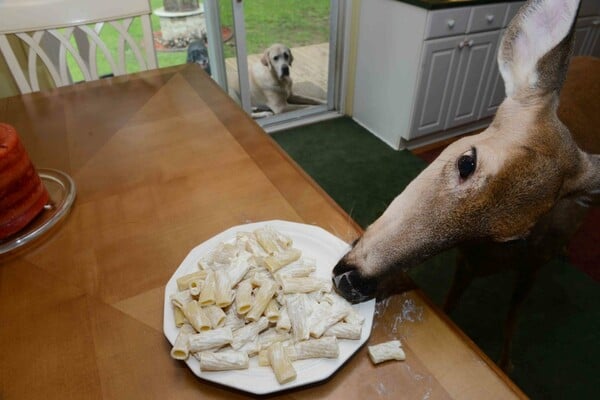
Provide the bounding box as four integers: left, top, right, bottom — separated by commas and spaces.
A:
0, 169, 76, 254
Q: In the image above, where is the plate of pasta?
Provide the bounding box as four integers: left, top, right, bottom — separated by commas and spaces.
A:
163, 220, 375, 394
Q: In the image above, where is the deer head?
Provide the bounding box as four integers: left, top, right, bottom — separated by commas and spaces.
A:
333, 0, 600, 303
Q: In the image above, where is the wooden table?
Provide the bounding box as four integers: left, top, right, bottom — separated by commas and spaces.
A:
0, 64, 526, 399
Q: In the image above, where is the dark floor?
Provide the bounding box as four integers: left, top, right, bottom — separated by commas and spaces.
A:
272, 117, 600, 400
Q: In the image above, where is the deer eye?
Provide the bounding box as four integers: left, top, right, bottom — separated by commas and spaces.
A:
457, 147, 477, 179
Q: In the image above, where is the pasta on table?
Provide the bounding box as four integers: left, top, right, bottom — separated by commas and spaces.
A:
169, 226, 365, 384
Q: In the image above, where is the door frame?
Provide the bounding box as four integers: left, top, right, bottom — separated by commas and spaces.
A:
204, 0, 353, 132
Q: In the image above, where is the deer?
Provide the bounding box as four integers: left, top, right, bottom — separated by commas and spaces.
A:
332, 0, 600, 371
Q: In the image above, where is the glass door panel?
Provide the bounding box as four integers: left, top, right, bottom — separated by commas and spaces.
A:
204, 0, 340, 129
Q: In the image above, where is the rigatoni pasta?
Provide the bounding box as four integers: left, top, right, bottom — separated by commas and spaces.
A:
188, 327, 234, 352
367, 340, 406, 364
170, 323, 195, 360
167, 225, 367, 386
268, 342, 296, 384
183, 300, 211, 332
199, 350, 249, 371
235, 279, 253, 314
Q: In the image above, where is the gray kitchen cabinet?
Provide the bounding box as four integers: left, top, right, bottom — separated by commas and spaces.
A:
353, 0, 597, 150
410, 36, 461, 138
353, 0, 518, 149
444, 30, 499, 130
410, 30, 499, 138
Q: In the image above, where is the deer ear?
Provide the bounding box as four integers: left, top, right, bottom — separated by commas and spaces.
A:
563, 153, 600, 206
498, 0, 580, 100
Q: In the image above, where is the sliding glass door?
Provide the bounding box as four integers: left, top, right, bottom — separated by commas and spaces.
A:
203, 0, 343, 131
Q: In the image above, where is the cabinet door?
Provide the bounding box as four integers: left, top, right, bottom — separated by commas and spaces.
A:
445, 30, 499, 129
409, 36, 461, 139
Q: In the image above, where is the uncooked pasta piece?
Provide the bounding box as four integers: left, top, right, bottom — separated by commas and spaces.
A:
226, 251, 252, 287
170, 324, 195, 360
183, 300, 211, 332
231, 316, 269, 350
324, 322, 362, 340
264, 248, 301, 273
199, 350, 249, 371
176, 270, 208, 291
258, 328, 290, 350
235, 279, 253, 314
188, 278, 204, 296
246, 279, 277, 322
276, 307, 291, 333
254, 226, 281, 254
205, 305, 226, 328
170, 289, 192, 309
264, 299, 280, 323
188, 327, 233, 352
268, 342, 296, 384
280, 276, 331, 294
285, 293, 312, 341
367, 340, 405, 364
173, 306, 187, 327
214, 270, 234, 308
198, 270, 216, 306
308, 301, 348, 338
292, 336, 339, 360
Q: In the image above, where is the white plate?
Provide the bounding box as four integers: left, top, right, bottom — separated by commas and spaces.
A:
163, 220, 375, 395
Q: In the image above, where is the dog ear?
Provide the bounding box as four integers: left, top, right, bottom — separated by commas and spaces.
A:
288, 48, 294, 66
261, 49, 270, 67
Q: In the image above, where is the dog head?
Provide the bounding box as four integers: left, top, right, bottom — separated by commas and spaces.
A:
261, 44, 294, 80
187, 34, 211, 75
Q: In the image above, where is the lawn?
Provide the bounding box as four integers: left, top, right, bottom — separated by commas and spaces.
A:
67, 0, 329, 82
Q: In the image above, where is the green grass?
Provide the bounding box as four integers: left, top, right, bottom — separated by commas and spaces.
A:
220, 0, 330, 58
67, 0, 329, 82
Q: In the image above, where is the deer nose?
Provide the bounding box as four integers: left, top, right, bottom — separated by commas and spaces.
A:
332, 259, 377, 303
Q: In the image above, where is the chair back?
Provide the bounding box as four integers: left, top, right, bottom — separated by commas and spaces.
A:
0, 0, 158, 94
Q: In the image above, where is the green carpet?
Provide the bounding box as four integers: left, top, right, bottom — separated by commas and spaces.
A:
272, 117, 600, 399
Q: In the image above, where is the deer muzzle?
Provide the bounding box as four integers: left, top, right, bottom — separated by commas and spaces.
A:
331, 257, 378, 303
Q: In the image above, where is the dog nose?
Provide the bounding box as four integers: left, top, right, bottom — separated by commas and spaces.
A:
282, 65, 290, 76
332, 258, 377, 303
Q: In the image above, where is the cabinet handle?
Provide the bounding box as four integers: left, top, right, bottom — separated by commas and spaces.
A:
486, 15, 494, 23
447, 19, 455, 29
459, 39, 474, 49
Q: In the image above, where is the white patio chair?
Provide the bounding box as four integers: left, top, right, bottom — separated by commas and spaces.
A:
0, 0, 158, 94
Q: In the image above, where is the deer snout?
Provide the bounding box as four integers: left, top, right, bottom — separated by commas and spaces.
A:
332, 257, 377, 304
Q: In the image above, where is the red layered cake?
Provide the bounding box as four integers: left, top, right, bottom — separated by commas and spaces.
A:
0, 123, 49, 240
